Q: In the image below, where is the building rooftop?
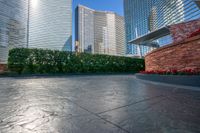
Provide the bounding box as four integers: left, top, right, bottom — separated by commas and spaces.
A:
77, 4, 123, 17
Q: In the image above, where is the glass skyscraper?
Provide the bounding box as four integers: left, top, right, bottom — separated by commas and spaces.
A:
124, 0, 200, 56
0, 0, 27, 63
76, 5, 126, 56
0, 0, 72, 64
75, 5, 95, 53
29, 0, 72, 51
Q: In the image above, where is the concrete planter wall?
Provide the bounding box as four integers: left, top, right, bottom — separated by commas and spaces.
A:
136, 74, 200, 87
145, 35, 200, 72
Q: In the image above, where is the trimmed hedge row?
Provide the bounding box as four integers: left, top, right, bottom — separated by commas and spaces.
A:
8, 48, 145, 74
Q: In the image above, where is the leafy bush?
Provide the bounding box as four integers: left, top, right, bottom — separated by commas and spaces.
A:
8, 48, 145, 74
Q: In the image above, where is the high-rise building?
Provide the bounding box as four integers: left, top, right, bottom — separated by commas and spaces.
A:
75, 5, 94, 53
76, 5, 126, 56
148, 6, 158, 32
116, 15, 126, 56
0, 0, 73, 64
124, 0, 200, 56
0, 0, 27, 64
29, 0, 72, 51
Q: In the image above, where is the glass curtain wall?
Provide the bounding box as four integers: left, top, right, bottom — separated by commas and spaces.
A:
0, 0, 27, 63
124, 0, 200, 56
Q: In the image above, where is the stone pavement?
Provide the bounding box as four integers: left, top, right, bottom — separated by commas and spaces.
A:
0, 75, 199, 133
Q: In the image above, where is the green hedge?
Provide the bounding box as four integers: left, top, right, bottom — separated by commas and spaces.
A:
8, 48, 145, 74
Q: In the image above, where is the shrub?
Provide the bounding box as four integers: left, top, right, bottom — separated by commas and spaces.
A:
8, 48, 145, 74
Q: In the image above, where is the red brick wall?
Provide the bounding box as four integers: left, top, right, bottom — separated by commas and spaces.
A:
0, 64, 7, 73
145, 35, 200, 71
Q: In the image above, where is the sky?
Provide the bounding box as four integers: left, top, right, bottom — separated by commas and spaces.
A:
72, 0, 124, 49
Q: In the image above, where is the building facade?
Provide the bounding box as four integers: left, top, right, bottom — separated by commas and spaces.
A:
0, 0, 27, 63
116, 15, 126, 55
76, 5, 126, 56
75, 5, 94, 53
0, 0, 72, 64
124, 0, 200, 56
29, 0, 72, 51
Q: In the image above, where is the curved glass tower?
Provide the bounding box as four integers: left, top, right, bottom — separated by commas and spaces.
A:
76, 5, 125, 56
0, 0, 72, 64
29, 0, 72, 51
124, 0, 200, 56
0, 0, 27, 63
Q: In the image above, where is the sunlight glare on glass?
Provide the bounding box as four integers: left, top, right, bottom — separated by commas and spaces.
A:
31, 0, 38, 8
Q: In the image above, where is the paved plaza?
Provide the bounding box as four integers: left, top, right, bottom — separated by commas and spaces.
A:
0, 75, 199, 133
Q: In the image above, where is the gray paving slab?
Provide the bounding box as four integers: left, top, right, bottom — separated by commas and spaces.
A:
0, 75, 199, 133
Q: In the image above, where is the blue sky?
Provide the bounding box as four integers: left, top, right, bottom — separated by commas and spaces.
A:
72, 0, 124, 49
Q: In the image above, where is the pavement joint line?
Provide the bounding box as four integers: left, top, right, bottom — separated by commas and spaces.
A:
96, 94, 165, 115
134, 76, 200, 91
57, 96, 130, 133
